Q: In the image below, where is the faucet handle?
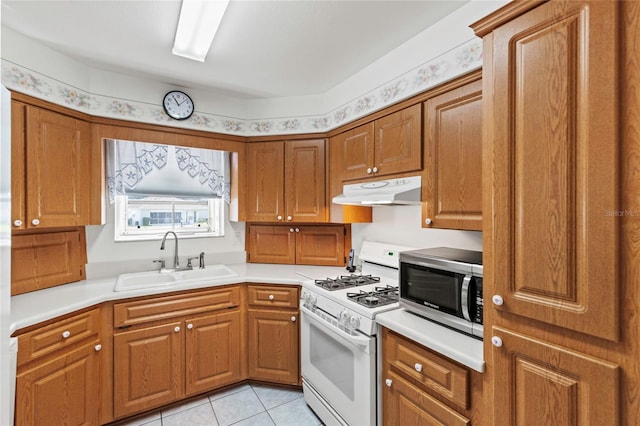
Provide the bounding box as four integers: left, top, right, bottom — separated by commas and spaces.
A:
186, 257, 199, 269
153, 259, 166, 271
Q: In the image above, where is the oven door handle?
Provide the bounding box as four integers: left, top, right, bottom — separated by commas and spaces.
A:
300, 305, 372, 351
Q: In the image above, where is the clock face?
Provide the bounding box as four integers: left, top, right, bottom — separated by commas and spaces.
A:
163, 91, 194, 120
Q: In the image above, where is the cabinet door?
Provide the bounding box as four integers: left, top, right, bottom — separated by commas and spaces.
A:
295, 226, 345, 266
11, 101, 26, 230
492, 326, 619, 425
247, 309, 299, 384
423, 79, 482, 231
113, 322, 183, 418
15, 342, 101, 426
382, 370, 470, 426
248, 225, 296, 264
484, 0, 619, 340
337, 123, 375, 181
246, 142, 285, 222
11, 230, 85, 295
285, 139, 326, 222
374, 104, 422, 177
185, 310, 242, 395
25, 105, 91, 228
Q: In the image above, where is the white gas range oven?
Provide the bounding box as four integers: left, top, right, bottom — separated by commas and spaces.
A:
300, 241, 415, 426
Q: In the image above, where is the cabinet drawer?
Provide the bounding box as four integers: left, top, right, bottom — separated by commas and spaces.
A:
17, 308, 100, 366
247, 285, 298, 308
384, 329, 469, 409
114, 286, 240, 328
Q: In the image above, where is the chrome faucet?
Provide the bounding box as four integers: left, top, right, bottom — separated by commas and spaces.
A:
160, 231, 179, 270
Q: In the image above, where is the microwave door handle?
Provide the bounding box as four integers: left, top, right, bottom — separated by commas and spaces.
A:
461, 275, 472, 322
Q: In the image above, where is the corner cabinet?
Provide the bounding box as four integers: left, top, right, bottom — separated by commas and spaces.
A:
422, 78, 482, 231
11, 101, 93, 230
247, 224, 347, 266
337, 104, 422, 181
246, 139, 326, 223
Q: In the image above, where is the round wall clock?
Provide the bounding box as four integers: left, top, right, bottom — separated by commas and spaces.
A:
163, 90, 194, 120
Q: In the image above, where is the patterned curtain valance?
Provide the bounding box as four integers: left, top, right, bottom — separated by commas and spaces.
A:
105, 139, 230, 203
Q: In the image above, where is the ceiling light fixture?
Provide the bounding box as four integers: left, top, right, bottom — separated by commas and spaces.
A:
172, 0, 230, 62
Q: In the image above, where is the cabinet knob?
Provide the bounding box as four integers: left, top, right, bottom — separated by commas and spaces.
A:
277, 215, 283, 221
492, 295, 504, 306
291, 316, 297, 322
187, 323, 194, 330
268, 294, 275, 301
13, 219, 22, 227
94, 344, 102, 352
424, 218, 432, 225
174, 326, 181, 333
366, 167, 372, 174
385, 378, 393, 387
295, 228, 300, 233
287, 215, 293, 221
372, 166, 378, 173
414, 363, 423, 373
491, 336, 503, 347
61, 330, 71, 339
289, 228, 295, 233
31, 219, 40, 226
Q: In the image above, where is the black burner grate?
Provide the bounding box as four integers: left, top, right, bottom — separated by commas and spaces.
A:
347, 285, 399, 308
314, 274, 381, 291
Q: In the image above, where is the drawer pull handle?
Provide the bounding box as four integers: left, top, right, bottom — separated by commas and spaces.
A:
414, 363, 423, 373
187, 323, 194, 330
269, 294, 275, 301
385, 379, 392, 387
174, 326, 181, 333
94, 344, 102, 352
61, 331, 71, 339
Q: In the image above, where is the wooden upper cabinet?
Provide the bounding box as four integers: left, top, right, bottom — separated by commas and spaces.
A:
423, 78, 482, 231
492, 326, 619, 425
476, 0, 619, 341
248, 225, 297, 264
246, 139, 326, 223
295, 226, 346, 266
337, 104, 422, 181
246, 142, 285, 222
12, 103, 92, 229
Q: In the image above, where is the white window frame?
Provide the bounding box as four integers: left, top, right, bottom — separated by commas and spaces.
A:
114, 195, 224, 242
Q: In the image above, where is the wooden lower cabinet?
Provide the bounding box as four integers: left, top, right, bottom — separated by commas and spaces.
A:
113, 322, 183, 417
381, 328, 473, 426
247, 284, 300, 385
492, 327, 619, 425
15, 341, 102, 426
185, 310, 242, 395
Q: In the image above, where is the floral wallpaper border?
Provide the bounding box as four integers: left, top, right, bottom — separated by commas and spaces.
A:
1, 38, 482, 137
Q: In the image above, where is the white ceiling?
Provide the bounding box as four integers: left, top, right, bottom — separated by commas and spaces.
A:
1, 0, 469, 99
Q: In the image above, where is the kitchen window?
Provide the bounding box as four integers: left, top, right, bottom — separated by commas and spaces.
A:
105, 139, 229, 242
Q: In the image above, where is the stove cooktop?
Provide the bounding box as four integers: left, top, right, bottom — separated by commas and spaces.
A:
347, 285, 398, 308
314, 274, 381, 291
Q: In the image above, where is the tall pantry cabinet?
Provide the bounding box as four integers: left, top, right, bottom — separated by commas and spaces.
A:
471, 0, 640, 425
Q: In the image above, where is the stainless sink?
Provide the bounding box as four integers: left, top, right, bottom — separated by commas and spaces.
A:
114, 265, 237, 292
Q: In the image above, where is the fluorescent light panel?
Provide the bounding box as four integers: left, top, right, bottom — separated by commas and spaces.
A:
173, 0, 230, 62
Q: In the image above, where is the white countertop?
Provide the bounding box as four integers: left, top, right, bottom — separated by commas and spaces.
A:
10, 263, 346, 333
376, 308, 485, 373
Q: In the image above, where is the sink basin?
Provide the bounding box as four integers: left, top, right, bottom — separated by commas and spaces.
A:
174, 265, 237, 281
113, 265, 237, 292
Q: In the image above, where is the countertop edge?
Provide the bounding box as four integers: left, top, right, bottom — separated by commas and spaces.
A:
376, 308, 485, 373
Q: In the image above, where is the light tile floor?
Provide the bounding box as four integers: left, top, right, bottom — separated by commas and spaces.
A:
119, 383, 324, 426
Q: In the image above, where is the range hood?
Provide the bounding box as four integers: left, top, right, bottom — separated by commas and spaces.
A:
332, 176, 421, 206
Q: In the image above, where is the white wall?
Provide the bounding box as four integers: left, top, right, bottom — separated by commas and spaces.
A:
351, 206, 482, 258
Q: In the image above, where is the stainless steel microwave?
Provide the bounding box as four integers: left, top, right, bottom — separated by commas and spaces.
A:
399, 247, 483, 339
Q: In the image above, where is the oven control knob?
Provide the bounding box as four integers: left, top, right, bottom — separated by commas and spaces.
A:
339, 310, 352, 326
349, 315, 360, 330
